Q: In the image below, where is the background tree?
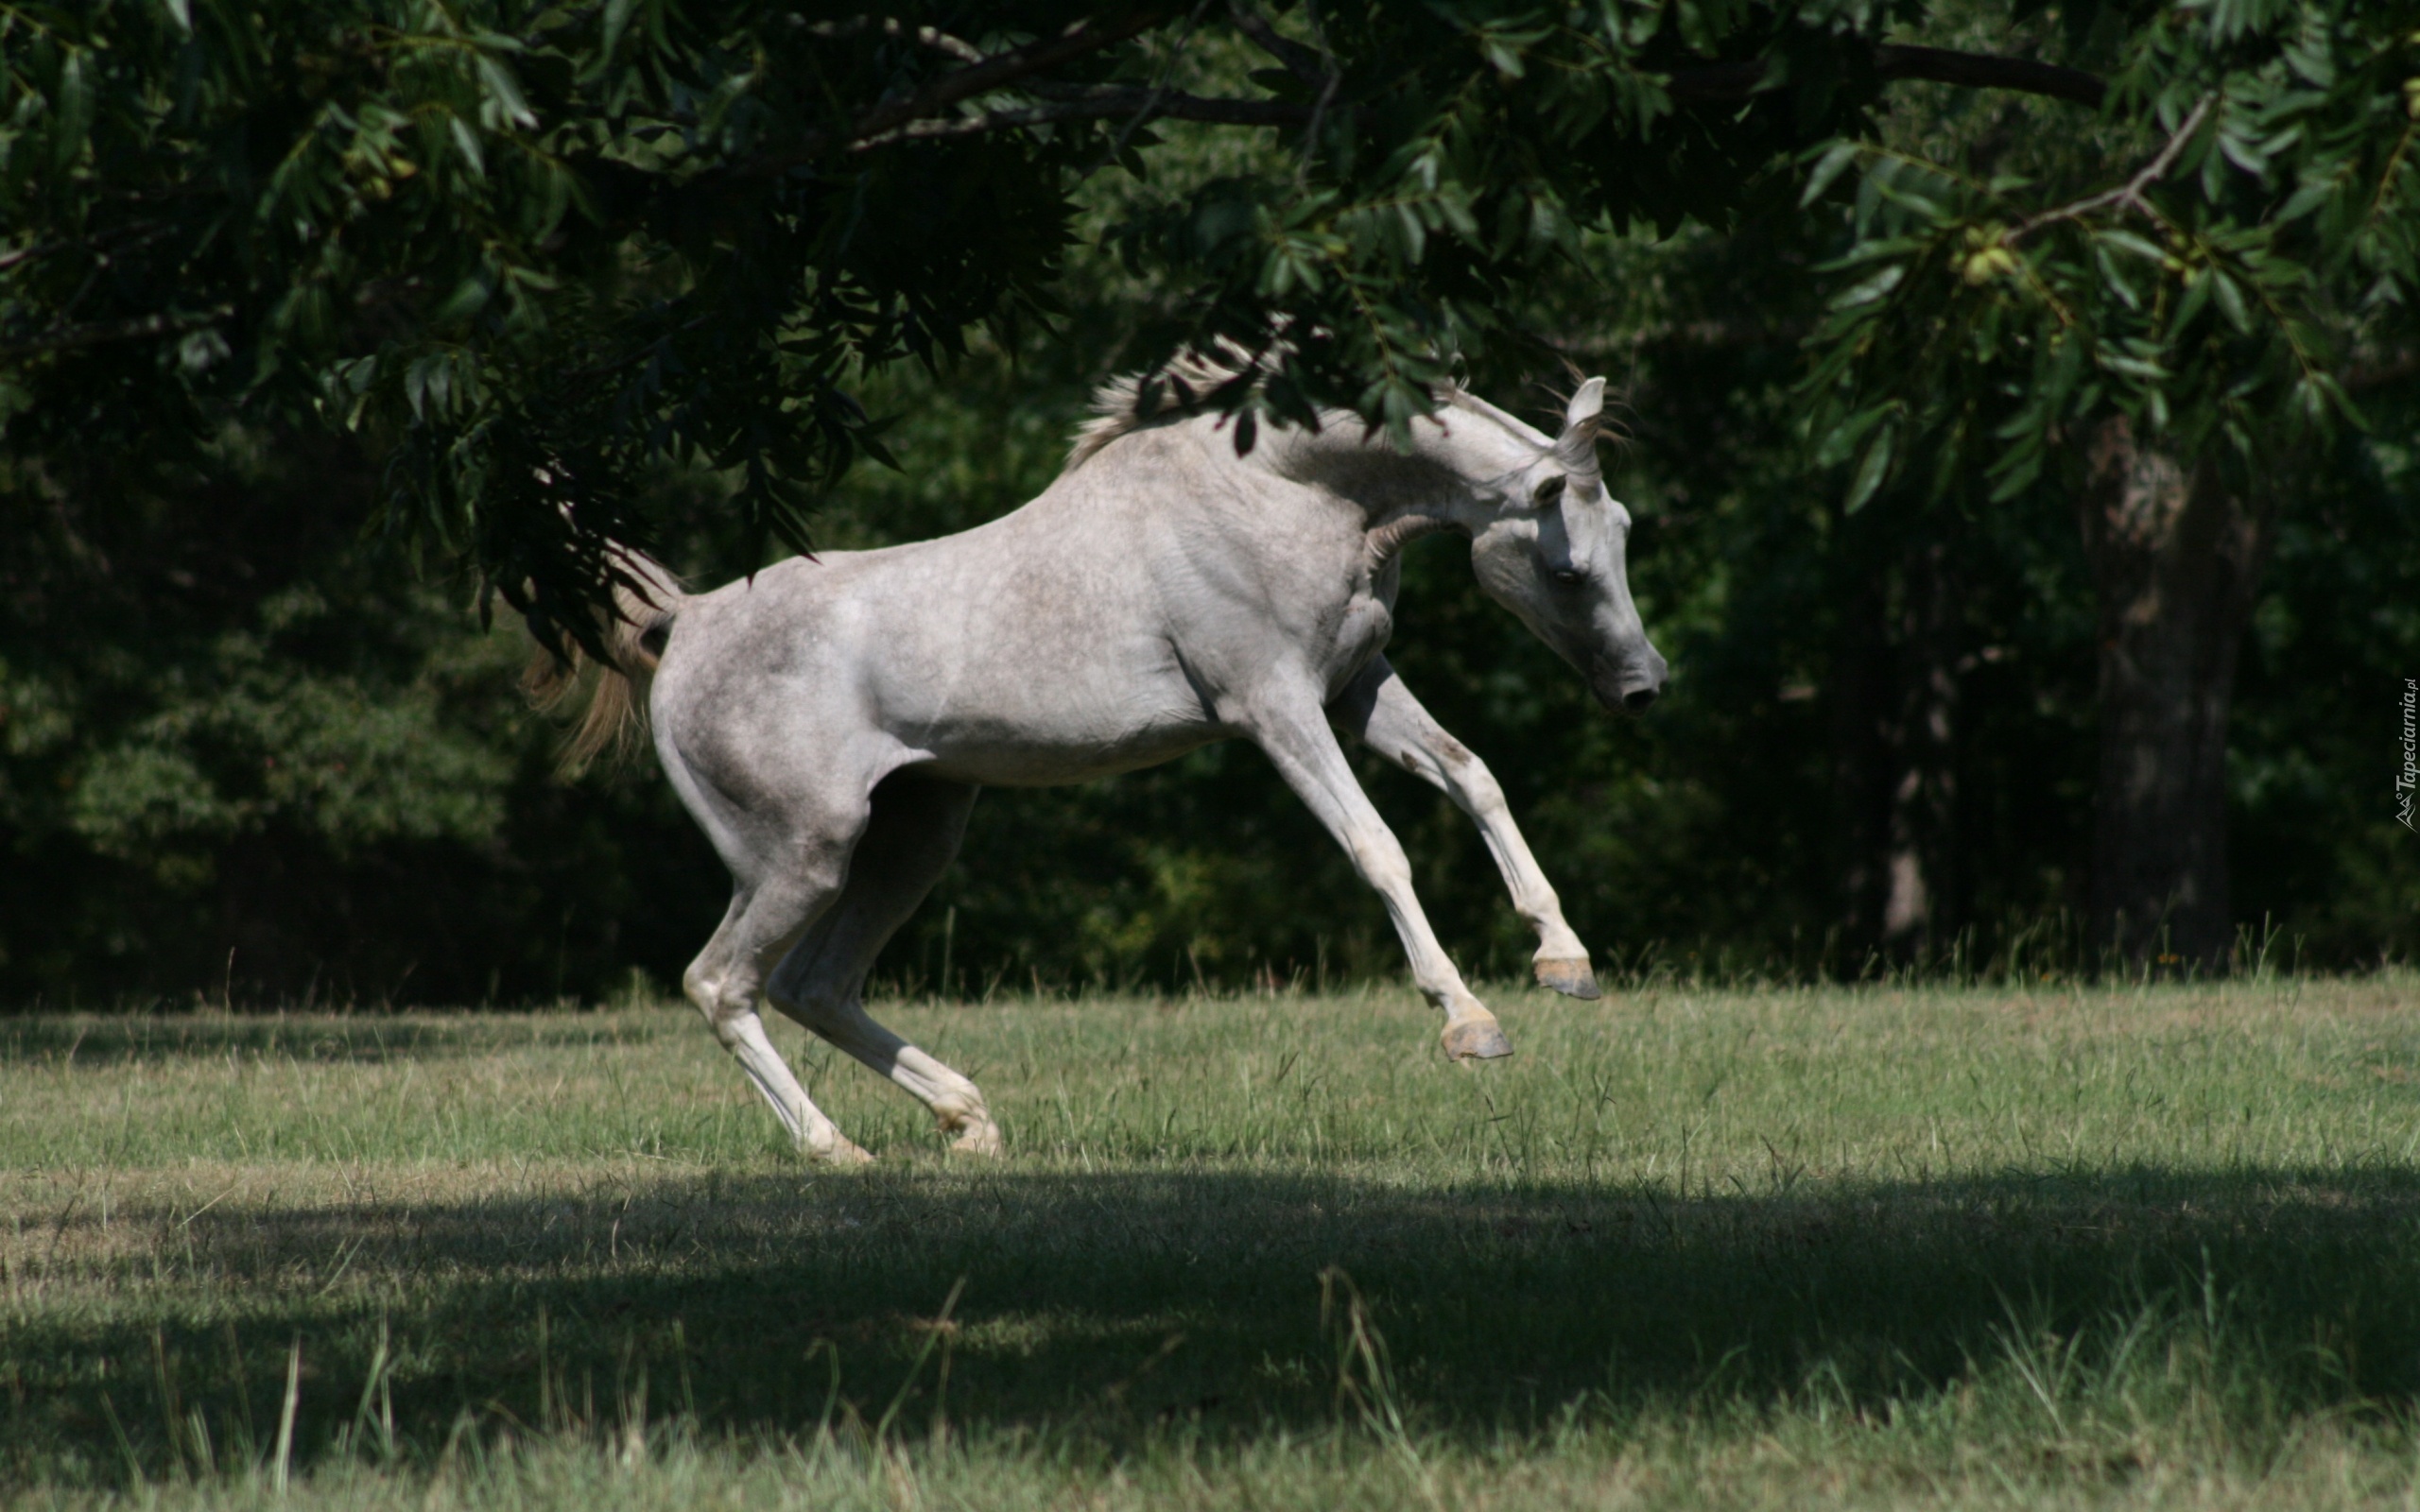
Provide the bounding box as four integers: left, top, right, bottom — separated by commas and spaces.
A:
3, 2, 2414, 1001
1, 0, 2118, 646
1797, 4, 2420, 961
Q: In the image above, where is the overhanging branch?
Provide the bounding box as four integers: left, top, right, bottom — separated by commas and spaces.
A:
855, 86, 1308, 146
2006, 96, 2212, 243
849, 41, 2110, 151
1228, 4, 1326, 88
1874, 45, 2104, 109
848, 7, 1178, 142
1668, 43, 2105, 110
811, 31, 2110, 165
735, 7, 1176, 176
0, 306, 232, 362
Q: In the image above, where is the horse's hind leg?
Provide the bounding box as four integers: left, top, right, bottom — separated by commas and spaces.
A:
677, 773, 884, 1164
683, 877, 873, 1164
766, 774, 1003, 1156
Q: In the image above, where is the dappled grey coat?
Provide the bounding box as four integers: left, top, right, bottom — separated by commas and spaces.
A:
544, 369, 1665, 1162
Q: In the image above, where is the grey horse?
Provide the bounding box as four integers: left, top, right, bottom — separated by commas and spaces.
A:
548, 369, 1666, 1161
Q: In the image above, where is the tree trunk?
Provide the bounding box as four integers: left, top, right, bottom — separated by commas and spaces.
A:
1881, 537, 1961, 957
2077, 416, 2272, 970
1831, 531, 1962, 966
1831, 571, 1893, 960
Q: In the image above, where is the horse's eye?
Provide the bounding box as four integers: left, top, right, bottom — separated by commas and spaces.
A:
1532, 475, 1564, 506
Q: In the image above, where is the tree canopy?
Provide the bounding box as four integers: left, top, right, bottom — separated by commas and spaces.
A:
1805, 1, 2416, 511
4, 1, 2417, 994
22, 1, 2407, 648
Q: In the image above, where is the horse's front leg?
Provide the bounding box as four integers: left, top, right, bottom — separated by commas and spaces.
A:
1328, 657, 1600, 1000
1239, 684, 1512, 1061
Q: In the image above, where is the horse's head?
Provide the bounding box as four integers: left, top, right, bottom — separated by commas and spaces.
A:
1456, 380, 1668, 714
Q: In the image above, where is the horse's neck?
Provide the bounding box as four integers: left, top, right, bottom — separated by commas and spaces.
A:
1267, 420, 1494, 539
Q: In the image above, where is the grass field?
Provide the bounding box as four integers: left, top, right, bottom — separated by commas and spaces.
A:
2, 974, 2418, 1508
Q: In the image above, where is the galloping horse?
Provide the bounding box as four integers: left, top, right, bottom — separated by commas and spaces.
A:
548, 367, 1666, 1161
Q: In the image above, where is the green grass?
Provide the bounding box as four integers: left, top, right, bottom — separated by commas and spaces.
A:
2, 975, 2418, 1508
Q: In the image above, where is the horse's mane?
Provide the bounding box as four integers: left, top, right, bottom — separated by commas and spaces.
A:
1063, 342, 1269, 473
1063, 346, 1601, 475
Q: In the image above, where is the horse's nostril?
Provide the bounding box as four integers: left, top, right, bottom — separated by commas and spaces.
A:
1622, 686, 1659, 714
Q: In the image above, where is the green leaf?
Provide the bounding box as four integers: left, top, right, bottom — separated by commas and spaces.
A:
2098, 231, 2168, 265
2098, 352, 2170, 381
436, 278, 491, 323
2095, 247, 2143, 312
2208, 270, 2251, 334
601, 0, 639, 56
1844, 422, 1895, 513
2172, 270, 2213, 335
1815, 236, 1930, 272
1801, 141, 1858, 207
450, 116, 486, 178
475, 57, 538, 130
54, 49, 95, 172
1987, 447, 2043, 503
1832, 264, 1905, 310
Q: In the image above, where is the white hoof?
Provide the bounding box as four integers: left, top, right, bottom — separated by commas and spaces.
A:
947, 1119, 1005, 1158
807, 1135, 875, 1165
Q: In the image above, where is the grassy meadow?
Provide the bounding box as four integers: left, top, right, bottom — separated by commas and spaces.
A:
1, 974, 2417, 1508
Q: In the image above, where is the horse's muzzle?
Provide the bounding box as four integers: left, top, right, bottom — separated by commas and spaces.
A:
1593, 649, 1668, 716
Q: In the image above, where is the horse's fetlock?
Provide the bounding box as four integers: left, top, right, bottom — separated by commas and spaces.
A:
804, 1129, 875, 1166
931, 1088, 988, 1129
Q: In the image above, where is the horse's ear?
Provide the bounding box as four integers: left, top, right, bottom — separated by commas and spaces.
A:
1563, 378, 1605, 435
1553, 378, 1606, 470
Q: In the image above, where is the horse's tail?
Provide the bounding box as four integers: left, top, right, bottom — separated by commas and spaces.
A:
523, 546, 688, 775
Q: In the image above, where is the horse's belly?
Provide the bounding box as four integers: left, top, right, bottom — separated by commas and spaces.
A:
911, 719, 1232, 786
870, 619, 1234, 784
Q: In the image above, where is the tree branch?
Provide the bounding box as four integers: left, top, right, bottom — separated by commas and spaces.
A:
1667, 44, 2106, 110
853, 87, 1306, 146
1227, 3, 1325, 88
2006, 96, 2213, 244
1874, 44, 2105, 109
0, 307, 232, 362
848, 9, 1177, 145
727, 27, 2120, 178
735, 8, 1176, 176
804, 17, 984, 63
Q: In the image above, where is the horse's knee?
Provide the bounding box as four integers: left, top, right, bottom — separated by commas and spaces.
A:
1350, 837, 1414, 896
683, 964, 760, 1046
1456, 757, 1508, 816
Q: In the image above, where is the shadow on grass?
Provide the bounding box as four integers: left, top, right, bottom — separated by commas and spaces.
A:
9, 1160, 2420, 1480
0, 1015, 658, 1067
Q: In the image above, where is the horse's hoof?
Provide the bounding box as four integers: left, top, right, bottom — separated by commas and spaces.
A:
1534, 956, 1601, 1000
1440, 1017, 1513, 1062
810, 1136, 875, 1166
947, 1120, 1005, 1158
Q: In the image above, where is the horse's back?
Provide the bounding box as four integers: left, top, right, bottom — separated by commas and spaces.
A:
648, 423, 1368, 792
